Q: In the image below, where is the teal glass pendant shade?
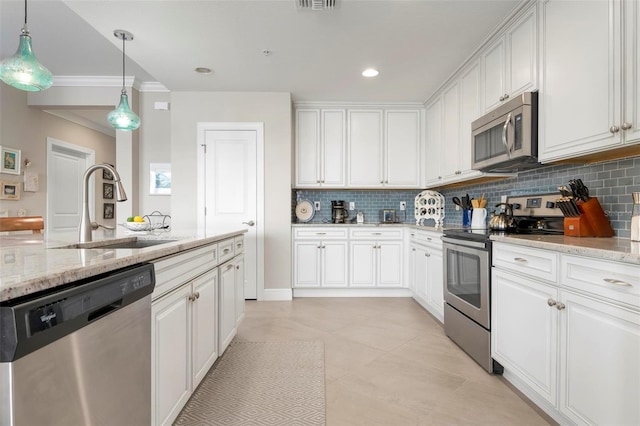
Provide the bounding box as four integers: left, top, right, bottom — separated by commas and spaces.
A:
108, 90, 140, 131
0, 28, 53, 92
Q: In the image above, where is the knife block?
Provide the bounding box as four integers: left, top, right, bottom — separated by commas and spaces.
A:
564, 198, 615, 237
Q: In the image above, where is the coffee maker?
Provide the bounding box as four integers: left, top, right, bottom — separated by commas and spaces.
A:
331, 200, 349, 223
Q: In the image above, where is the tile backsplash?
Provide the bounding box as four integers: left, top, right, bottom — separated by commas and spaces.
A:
293, 155, 640, 237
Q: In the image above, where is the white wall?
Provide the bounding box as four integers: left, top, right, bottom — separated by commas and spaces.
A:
170, 92, 292, 291
139, 92, 171, 216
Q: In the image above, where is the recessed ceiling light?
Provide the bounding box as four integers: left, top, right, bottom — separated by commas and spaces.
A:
195, 67, 213, 74
362, 68, 379, 77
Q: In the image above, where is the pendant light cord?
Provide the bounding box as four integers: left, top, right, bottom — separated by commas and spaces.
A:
121, 34, 126, 90
24, 0, 27, 25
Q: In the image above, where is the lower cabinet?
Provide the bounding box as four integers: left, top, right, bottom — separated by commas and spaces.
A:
151, 268, 218, 426
408, 230, 444, 322
350, 240, 403, 287
219, 260, 237, 355
492, 242, 640, 426
235, 254, 245, 326
293, 240, 349, 288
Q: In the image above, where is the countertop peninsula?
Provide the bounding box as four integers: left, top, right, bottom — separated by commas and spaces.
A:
0, 228, 247, 302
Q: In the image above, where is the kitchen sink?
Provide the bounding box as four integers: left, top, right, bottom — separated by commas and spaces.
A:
53, 239, 178, 249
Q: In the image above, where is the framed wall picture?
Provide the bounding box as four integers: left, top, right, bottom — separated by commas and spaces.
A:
0, 146, 21, 175
103, 182, 114, 199
102, 166, 114, 181
103, 203, 114, 219
149, 163, 171, 195
0, 181, 21, 200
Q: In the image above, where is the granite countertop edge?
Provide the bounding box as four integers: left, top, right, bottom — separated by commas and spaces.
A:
0, 229, 247, 303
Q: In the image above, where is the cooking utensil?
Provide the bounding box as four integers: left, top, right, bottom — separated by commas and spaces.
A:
452, 197, 464, 209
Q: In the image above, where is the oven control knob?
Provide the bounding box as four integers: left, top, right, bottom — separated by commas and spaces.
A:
546, 201, 556, 209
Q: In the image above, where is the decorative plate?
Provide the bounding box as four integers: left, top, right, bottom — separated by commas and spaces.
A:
295, 199, 315, 223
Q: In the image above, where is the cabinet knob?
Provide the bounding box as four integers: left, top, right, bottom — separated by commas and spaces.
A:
425, 253, 430, 257
412, 248, 416, 251
547, 298, 557, 307
380, 180, 384, 184
610, 125, 620, 133
188, 294, 196, 302
499, 96, 504, 101
556, 303, 566, 311
236, 265, 240, 270
438, 176, 442, 179
621, 122, 632, 130
195, 292, 200, 299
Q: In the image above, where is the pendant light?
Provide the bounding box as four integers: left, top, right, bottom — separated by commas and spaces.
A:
0, 0, 53, 91
107, 30, 140, 131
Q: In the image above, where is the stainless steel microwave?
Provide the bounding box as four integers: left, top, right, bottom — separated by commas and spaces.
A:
471, 91, 539, 173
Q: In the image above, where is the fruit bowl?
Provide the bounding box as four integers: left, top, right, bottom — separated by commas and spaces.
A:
122, 221, 152, 231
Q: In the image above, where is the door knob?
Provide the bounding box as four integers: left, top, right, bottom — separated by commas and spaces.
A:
242, 220, 255, 226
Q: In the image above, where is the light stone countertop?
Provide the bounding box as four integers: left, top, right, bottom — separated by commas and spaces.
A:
491, 234, 640, 265
0, 228, 247, 302
291, 223, 445, 232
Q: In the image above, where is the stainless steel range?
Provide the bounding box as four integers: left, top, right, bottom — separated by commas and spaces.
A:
442, 193, 563, 373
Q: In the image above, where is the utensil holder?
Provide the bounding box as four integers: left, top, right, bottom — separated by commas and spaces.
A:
564, 198, 614, 237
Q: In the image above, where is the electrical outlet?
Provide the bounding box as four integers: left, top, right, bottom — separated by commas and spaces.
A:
314, 201, 321, 211
349, 201, 355, 210
501, 195, 507, 203
400, 201, 406, 211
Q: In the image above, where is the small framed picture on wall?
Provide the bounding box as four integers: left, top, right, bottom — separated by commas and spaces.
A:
103, 166, 114, 181
103, 203, 114, 219
0, 181, 21, 200
0, 146, 21, 175
103, 183, 114, 199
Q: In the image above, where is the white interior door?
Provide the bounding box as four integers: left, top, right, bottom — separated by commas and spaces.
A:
46, 138, 95, 234
200, 126, 262, 300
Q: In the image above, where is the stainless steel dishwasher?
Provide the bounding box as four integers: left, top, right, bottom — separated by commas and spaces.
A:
0, 263, 155, 426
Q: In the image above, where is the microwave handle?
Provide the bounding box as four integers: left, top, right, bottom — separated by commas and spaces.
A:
502, 113, 512, 159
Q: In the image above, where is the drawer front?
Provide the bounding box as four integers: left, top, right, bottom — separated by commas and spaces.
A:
218, 238, 236, 264
408, 229, 442, 248
493, 242, 558, 283
294, 227, 349, 239
561, 254, 640, 308
151, 244, 217, 299
234, 236, 245, 254
349, 228, 404, 240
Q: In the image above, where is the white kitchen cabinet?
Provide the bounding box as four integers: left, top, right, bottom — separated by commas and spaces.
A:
407, 230, 444, 322
295, 109, 346, 187
539, 0, 640, 161
492, 268, 558, 406
424, 97, 443, 187
293, 240, 348, 288
442, 81, 461, 181
482, 6, 537, 112
234, 254, 245, 326
457, 60, 483, 180
347, 109, 421, 188
384, 110, 421, 187
558, 290, 640, 426
492, 241, 640, 425
219, 260, 237, 355
348, 110, 384, 187
350, 240, 403, 288
152, 268, 218, 426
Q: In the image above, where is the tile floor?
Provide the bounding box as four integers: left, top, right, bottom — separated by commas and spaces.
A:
235, 297, 554, 426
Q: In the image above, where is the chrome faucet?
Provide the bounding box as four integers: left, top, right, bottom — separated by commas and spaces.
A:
79, 163, 127, 243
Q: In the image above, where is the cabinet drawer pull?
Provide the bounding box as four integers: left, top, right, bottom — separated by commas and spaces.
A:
547, 298, 556, 307
514, 257, 528, 263
223, 248, 230, 254
373, 232, 382, 235
237, 243, 242, 248
315, 232, 326, 235
556, 303, 566, 311
427, 237, 432, 241
603, 278, 632, 287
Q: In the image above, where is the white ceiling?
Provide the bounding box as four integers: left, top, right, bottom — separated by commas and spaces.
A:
1, 0, 521, 130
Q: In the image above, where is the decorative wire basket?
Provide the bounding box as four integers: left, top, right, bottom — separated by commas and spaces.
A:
121, 211, 171, 232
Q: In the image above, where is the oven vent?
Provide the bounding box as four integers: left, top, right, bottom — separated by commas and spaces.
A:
297, 0, 336, 10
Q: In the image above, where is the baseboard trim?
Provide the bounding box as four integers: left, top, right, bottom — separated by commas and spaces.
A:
261, 289, 293, 301
293, 288, 413, 298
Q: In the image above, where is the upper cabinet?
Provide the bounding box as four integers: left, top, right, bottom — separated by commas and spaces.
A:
482, 6, 538, 112
295, 105, 422, 189
539, 0, 640, 162
295, 108, 346, 188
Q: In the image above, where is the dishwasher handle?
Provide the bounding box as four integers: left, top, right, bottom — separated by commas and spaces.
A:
87, 300, 123, 322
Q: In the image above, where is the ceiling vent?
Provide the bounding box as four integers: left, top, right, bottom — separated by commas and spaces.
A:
297, 0, 335, 10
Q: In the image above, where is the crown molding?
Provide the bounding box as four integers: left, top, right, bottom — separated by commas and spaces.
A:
139, 82, 170, 93
293, 101, 425, 109
52, 76, 141, 90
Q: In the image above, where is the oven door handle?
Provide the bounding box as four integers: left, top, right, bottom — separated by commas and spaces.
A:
502, 113, 512, 159
442, 236, 489, 249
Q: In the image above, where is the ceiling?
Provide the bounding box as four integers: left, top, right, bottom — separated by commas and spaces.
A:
1, 0, 521, 132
